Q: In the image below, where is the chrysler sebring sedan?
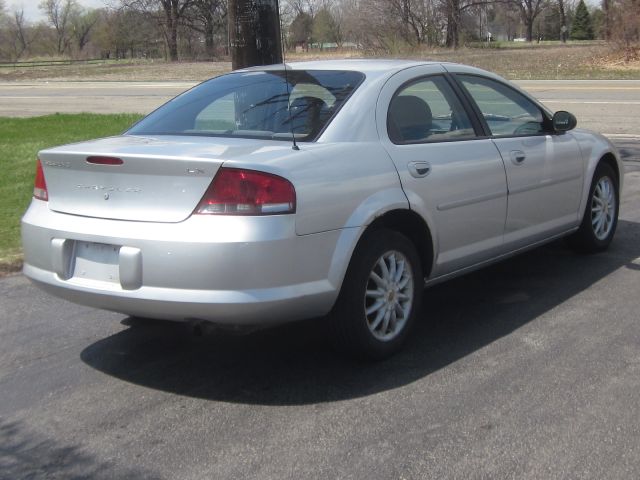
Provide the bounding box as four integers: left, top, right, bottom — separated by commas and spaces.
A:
22, 60, 622, 358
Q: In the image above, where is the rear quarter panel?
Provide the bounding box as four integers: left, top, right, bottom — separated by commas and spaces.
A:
222, 142, 408, 236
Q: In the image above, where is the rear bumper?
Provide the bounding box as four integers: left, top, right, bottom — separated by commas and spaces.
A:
21, 200, 346, 325
24, 264, 336, 325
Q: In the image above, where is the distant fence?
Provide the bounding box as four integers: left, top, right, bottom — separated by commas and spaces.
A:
0, 59, 106, 68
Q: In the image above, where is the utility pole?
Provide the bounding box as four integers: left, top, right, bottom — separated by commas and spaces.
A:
228, 0, 283, 70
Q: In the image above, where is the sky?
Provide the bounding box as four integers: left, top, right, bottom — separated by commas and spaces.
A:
11, 0, 110, 21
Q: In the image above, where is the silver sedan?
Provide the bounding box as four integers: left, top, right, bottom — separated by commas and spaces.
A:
22, 60, 623, 358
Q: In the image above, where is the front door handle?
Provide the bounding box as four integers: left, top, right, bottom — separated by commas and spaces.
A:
408, 161, 431, 178
510, 150, 526, 165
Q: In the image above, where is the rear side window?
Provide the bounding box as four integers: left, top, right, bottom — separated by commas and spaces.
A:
387, 75, 476, 144
128, 70, 364, 142
457, 75, 545, 136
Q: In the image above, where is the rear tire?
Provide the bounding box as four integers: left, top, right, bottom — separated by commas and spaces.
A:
568, 163, 619, 253
329, 229, 422, 360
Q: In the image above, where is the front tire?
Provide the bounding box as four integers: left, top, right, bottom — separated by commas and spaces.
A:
568, 163, 619, 253
329, 229, 423, 360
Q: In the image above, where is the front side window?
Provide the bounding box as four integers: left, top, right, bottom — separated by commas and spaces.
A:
387, 75, 476, 144
127, 70, 364, 142
457, 75, 545, 137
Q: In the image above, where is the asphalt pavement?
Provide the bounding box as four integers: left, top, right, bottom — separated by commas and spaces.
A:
0, 81, 191, 117
1, 141, 639, 479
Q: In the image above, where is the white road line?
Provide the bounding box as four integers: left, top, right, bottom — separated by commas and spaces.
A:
603, 134, 640, 138
527, 87, 640, 91
515, 80, 640, 83
0, 83, 196, 89
0, 96, 173, 99
540, 100, 640, 105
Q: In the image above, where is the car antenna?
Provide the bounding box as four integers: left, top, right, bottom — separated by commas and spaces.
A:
277, 4, 299, 151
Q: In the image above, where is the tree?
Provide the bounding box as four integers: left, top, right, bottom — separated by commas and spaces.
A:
607, 0, 638, 55
540, 2, 562, 40
286, 0, 320, 18
558, 0, 568, 42
185, 0, 227, 59
290, 11, 313, 47
591, 6, 605, 38
445, 0, 506, 49
70, 8, 99, 53
445, 0, 462, 47
91, 9, 118, 57
570, 0, 594, 39
93, 7, 161, 58
358, 0, 440, 47
511, 0, 546, 41
156, 0, 196, 60
0, 1, 7, 59
10, 9, 35, 59
601, 0, 610, 39
492, 0, 521, 40
39, 0, 78, 55
124, 0, 196, 61
312, 7, 340, 47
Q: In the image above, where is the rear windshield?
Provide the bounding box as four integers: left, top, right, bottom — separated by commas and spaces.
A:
127, 70, 364, 142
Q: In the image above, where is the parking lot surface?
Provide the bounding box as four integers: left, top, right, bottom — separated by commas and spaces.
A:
1, 141, 639, 479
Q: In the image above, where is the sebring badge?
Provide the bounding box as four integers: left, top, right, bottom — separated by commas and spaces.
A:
76, 184, 142, 194
44, 160, 71, 168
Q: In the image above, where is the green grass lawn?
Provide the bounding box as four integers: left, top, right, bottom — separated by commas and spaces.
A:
0, 113, 143, 273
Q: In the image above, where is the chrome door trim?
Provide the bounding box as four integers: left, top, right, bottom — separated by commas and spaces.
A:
508, 173, 583, 196
437, 190, 507, 211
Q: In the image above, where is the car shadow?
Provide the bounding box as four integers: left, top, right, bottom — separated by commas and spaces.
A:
80, 219, 640, 406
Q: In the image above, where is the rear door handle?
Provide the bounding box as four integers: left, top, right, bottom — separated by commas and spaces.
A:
510, 150, 526, 165
408, 161, 431, 178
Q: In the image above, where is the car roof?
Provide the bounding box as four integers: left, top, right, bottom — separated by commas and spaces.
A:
240, 59, 445, 74
237, 59, 503, 83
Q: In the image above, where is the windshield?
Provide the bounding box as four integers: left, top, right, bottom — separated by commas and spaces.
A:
127, 70, 365, 142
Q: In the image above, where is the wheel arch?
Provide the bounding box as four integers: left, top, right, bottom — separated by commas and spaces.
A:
599, 152, 620, 185
578, 150, 623, 221
327, 208, 435, 309
568, 155, 620, 253
365, 210, 435, 279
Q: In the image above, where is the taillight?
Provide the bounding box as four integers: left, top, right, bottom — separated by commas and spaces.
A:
33, 159, 48, 201
195, 168, 296, 215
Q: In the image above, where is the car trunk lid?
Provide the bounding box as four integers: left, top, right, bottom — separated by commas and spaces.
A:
39, 135, 284, 223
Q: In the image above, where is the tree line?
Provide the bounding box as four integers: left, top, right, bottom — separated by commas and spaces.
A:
0, 0, 637, 62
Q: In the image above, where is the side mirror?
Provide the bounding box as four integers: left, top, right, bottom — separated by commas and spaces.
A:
552, 111, 577, 132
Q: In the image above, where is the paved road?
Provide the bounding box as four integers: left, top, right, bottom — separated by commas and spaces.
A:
1, 79, 639, 136
0, 81, 195, 118
517, 80, 640, 136
1, 142, 639, 479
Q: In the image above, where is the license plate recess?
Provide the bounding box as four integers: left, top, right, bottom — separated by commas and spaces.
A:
73, 241, 120, 283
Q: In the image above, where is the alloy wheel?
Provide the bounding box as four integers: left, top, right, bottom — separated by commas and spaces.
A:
364, 250, 414, 342
591, 176, 616, 241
